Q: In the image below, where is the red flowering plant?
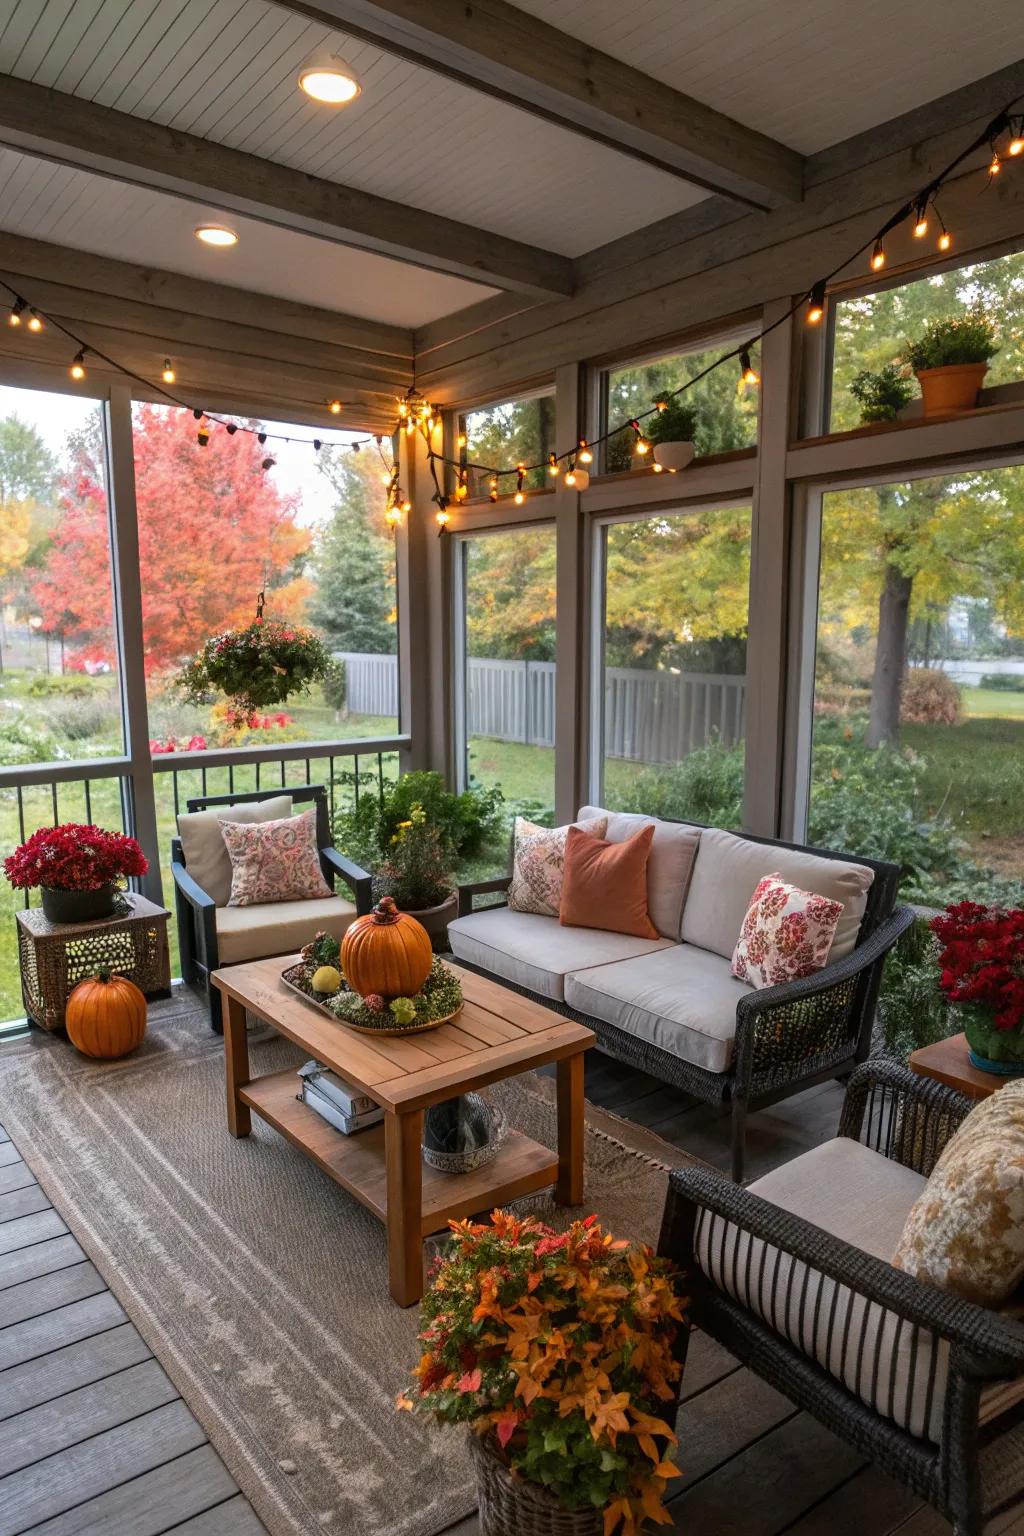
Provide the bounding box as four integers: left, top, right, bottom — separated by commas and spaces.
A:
177, 618, 330, 717
930, 902, 1024, 1064
396, 1210, 684, 1534
4, 823, 148, 893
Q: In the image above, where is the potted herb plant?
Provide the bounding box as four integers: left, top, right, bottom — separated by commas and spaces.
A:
849, 364, 915, 424
649, 398, 697, 472
373, 803, 457, 948
4, 822, 148, 923
398, 1210, 683, 1535
905, 310, 998, 417
931, 901, 1024, 1074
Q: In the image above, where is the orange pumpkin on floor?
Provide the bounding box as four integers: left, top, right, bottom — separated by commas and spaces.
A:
66, 969, 147, 1059
341, 896, 432, 1000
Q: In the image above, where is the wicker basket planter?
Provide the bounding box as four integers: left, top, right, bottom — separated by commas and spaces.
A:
469, 1433, 604, 1536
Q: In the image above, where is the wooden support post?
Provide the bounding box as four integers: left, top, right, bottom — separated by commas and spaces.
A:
385, 1107, 424, 1306
553, 362, 588, 824
223, 994, 251, 1139
555, 1051, 585, 1206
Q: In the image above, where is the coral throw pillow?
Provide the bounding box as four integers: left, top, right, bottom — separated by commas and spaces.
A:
507, 815, 607, 917
893, 1080, 1024, 1305
559, 823, 659, 939
731, 874, 843, 989
220, 807, 332, 907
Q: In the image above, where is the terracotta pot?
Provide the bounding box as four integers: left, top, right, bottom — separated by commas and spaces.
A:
915, 362, 988, 417
41, 884, 117, 924
404, 891, 458, 952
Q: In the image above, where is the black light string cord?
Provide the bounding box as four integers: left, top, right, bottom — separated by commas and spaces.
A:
1, 97, 1021, 481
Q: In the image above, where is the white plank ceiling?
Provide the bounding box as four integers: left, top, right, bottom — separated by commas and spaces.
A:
514, 0, 1024, 155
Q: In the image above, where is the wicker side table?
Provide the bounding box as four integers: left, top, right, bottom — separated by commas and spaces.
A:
16, 894, 172, 1032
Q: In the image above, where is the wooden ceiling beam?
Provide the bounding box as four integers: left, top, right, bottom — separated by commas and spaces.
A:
276, 0, 804, 209
0, 74, 574, 300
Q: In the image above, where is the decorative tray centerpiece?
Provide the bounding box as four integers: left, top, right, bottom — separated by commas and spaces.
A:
283, 898, 463, 1037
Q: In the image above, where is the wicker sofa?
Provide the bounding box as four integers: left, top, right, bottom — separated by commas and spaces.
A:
659, 1060, 1024, 1534
450, 806, 914, 1180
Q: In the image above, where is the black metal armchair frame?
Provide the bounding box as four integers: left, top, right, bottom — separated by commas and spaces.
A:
171, 783, 371, 1033
658, 1061, 1024, 1535
457, 824, 914, 1180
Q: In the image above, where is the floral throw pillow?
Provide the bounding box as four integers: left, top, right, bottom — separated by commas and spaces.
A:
221, 808, 332, 907
730, 874, 843, 989
507, 815, 608, 917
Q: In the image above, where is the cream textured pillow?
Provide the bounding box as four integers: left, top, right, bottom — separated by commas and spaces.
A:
892, 1080, 1024, 1305
507, 815, 607, 917
221, 807, 332, 907
731, 874, 843, 989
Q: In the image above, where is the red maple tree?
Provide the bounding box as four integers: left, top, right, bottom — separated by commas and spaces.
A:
31, 405, 311, 675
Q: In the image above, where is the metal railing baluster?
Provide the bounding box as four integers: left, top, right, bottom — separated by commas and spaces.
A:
354, 755, 361, 811
51, 782, 59, 826
84, 778, 92, 824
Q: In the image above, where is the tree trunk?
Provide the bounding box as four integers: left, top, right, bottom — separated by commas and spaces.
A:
867, 563, 913, 748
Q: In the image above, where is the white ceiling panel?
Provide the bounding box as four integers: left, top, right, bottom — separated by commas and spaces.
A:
0, 145, 495, 325
511, 0, 1024, 154
0, 0, 706, 258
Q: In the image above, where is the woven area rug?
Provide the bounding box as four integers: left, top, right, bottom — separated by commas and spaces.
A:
0, 990, 683, 1536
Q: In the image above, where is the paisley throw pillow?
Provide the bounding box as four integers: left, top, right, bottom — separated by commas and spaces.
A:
507, 815, 608, 917
221, 807, 332, 907
730, 873, 843, 989
893, 1081, 1024, 1305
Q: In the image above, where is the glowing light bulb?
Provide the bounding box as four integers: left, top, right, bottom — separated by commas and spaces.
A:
401, 499, 411, 514
27, 310, 42, 332
739, 349, 760, 387
162, 358, 176, 384
564, 469, 577, 487
8, 299, 24, 327
989, 153, 1001, 176
514, 490, 525, 504
635, 437, 650, 456
329, 399, 342, 415
435, 508, 450, 529
913, 215, 928, 239
1009, 136, 1024, 157
547, 454, 558, 477
69, 350, 86, 381
298, 65, 360, 105
806, 280, 826, 325
870, 240, 886, 271
652, 462, 664, 473
457, 432, 466, 448
938, 230, 952, 252
577, 439, 593, 464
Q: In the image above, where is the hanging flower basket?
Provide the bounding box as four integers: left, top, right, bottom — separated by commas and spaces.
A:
177, 615, 331, 718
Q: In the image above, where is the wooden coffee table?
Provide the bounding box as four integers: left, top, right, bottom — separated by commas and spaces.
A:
212, 957, 594, 1305
909, 1032, 1008, 1100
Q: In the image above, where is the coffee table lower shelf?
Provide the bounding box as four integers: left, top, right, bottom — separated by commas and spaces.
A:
240, 1068, 560, 1235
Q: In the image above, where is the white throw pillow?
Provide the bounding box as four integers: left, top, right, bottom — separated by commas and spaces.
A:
507, 815, 607, 917
731, 874, 843, 990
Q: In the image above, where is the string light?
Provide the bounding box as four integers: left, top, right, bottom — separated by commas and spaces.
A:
162, 358, 176, 384
564, 466, 577, 488
488, 475, 499, 503
514, 466, 525, 504
631, 421, 650, 455
934, 208, 952, 252
989, 151, 1001, 176
912, 200, 929, 238
196, 416, 211, 447
435, 505, 450, 530
739, 348, 760, 386
806, 281, 826, 325
329, 399, 342, 414
69, 349, 86, 381
457, 432, 466, 448
1009, 126, 1024, 156
870, 240, 886, 271
261, 455, 276, 472
26, 310, 42, 332
455, 471, 468, 502
547, 453, 558, 478
8, 299, 24, 327
577, 438, 593, 464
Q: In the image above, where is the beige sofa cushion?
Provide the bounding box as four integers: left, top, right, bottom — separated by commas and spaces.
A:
695, 1138, 950, 1440
579, 805, 701, 940
446, 908, 671, 1001
564, 943, 753, 1074
178, 795, 292, 907
215, 894, 356, 966
681, 827, 874, 963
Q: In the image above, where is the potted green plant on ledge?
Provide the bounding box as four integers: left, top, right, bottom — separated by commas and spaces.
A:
905, 309, 998, 417
849, 364, 915, 424
397, 1210, 683, 1535
931, 901, 1024, 1074
373, 802, 457, 947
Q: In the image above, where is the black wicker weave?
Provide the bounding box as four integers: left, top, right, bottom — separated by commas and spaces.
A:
456, 828, 913, 1180
658, 1060, 1024, 1535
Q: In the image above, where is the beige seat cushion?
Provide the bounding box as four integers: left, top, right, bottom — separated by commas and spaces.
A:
564, 942, 753, 1074
446, 908, 672, 1002
215, 894, 356, 966
579, 805, 701, 940
178, 795, 292, 907
694, 1138, 952, 1440
681, 827, 874, 963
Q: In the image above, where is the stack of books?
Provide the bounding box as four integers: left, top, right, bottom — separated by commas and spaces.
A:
297, 1060, 384, 1135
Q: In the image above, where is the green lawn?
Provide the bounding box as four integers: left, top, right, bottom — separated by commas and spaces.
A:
961, 686, 1024, 719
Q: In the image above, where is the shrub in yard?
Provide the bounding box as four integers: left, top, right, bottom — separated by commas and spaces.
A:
900, 668, 961, 726
615, 741, 744, 828
980, 672, 1024, 692
0, 715, 63, 766
877, 915, 952, 1061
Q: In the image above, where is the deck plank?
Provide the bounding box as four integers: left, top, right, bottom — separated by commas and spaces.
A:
0, 1358, 179, 1476
0, 1185, 51, 1225
171, 1494, 272, 1535
0, 1144, 21, 1169
18, 1445, 240, 1536
0, 1261, 106, 1330
0, 1235, 85, 1294
0, 1292, 126, 1371
0, 1323, 152, 1422
0, 1210, 67, 1258
782, 1462, 924, 1532
0, 1160, 36, 1198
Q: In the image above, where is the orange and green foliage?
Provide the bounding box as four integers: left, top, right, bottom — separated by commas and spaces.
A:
397, 1210, 684, 1534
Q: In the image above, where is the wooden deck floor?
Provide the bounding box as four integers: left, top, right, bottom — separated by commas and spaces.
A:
0, 1038, 1019, 1536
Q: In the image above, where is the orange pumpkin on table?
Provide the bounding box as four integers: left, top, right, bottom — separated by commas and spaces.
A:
66, 969, 147, 1059
341, 896, 432, 1000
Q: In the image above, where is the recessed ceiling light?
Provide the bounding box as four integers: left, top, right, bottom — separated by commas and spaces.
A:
195, 224, 238, 248
299, 64, 360, 104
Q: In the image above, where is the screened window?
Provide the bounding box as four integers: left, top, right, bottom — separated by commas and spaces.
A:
459, 391, 555, 497
596, 506, 751, 825
808, 467, 1024, 906
459, 526, 557, 852
603, 339, 760, 473
829, 247, 1024, 432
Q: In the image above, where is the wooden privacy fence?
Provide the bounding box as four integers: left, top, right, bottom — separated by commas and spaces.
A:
338, 652, 746, 763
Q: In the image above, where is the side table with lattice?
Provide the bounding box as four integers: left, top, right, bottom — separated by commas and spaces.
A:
16, 894, 172, 1032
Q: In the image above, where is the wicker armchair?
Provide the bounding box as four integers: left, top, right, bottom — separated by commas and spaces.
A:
171, 784, 371, 1032
456, 825, 914, 1180
659, 1061, 1024, 1535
